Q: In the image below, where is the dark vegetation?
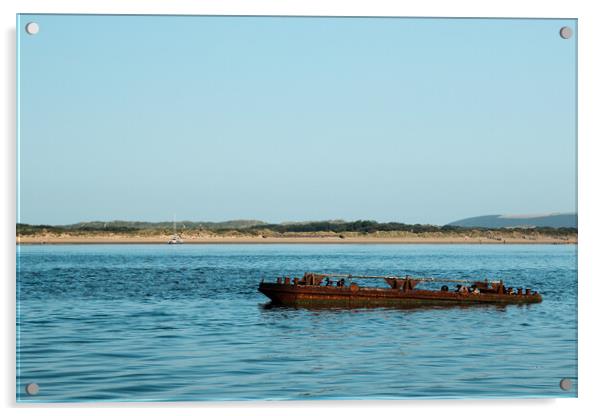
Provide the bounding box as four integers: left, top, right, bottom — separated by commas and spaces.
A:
16, 220, 578, 237
16, 220, 265, 235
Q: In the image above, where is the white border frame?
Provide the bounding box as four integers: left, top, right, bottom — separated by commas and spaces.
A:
3, 1, 601, 415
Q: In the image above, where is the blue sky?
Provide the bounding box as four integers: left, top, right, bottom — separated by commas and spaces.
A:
17, 15, 577, 225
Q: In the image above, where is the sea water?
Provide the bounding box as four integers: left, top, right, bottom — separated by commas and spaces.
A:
16, 244, 577, 401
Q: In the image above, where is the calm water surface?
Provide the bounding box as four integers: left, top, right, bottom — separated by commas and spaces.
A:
16, 244, 577, 401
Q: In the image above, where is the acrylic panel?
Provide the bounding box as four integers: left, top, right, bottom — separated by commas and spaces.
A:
16, 15, 577, 402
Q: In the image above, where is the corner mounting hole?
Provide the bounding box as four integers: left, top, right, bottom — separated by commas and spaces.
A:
559, 26, 572, 39
559, 378, 572, 391
25, 383, 39, 395
25, 22, 39, 35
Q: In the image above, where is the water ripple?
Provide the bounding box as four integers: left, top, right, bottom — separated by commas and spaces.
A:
17, 244, 577, 401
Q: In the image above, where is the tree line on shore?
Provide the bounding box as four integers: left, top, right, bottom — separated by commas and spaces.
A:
16, 220, 578, 236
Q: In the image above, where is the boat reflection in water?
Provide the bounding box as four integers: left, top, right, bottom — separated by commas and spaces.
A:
258, 272, 542, 308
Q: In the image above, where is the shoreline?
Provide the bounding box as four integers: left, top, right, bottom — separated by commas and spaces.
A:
16, 236, 577, 245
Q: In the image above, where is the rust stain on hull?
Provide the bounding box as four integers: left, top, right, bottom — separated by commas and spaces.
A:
258, 281, 543, 308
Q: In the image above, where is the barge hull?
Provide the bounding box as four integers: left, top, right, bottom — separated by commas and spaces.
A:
258, 282, 542, 308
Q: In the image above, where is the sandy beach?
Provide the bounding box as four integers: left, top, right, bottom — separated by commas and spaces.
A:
17, 234, 577, 245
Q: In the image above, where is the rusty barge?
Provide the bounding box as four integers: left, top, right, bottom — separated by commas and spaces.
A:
258, 273, 542, 308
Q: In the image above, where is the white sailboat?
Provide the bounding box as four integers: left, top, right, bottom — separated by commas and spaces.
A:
168, 215, 183, 244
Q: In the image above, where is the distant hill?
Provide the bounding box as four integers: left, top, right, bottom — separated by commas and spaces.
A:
447, 213, 577, 229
